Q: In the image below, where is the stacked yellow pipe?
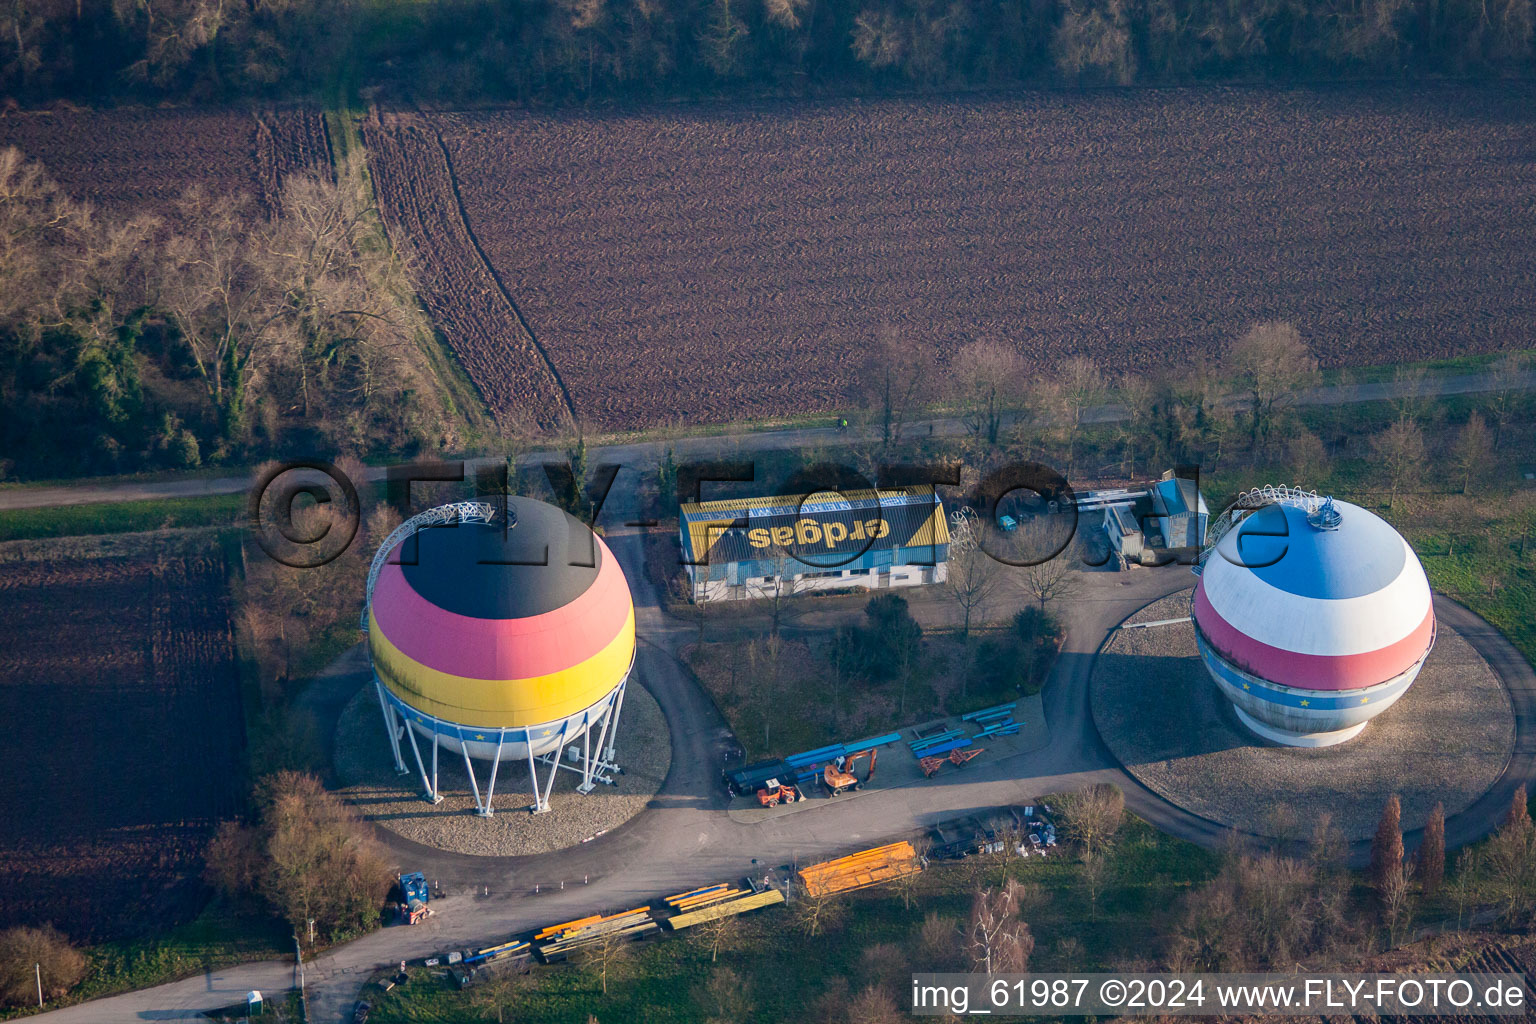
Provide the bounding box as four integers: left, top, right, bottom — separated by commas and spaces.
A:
665, 888, 784, 930
797, 841, 922, 897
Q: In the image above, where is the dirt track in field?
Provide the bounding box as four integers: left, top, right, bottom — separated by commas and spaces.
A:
0, 551, 244, 941
369, 84, 1536, 430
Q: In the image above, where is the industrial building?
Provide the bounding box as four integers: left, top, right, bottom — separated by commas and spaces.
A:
1093, 469, 1210, 566
1191, 487, 1435, 747
361, 497, 636, 814
679, 485, 949, 603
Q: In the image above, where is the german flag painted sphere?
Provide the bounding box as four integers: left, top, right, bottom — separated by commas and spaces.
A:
1193, 496, 1433, 747
367, 497, 635, 757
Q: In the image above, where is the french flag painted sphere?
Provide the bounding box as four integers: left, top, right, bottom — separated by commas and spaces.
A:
1192, 498, 1434, 746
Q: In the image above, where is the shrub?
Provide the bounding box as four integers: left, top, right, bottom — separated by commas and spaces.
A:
0, 925, 87, 1006
855, 594, 922, 680
206, 771, 393, 942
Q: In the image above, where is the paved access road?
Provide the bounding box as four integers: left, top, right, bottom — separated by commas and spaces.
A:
2, 368, 1531, 512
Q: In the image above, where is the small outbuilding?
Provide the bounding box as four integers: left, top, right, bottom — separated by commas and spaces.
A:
1099, 469, 1209, 566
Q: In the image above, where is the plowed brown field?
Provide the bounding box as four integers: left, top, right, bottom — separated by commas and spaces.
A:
362, 114, 572, 431
0, 106, 330, 215
381, 84, 1536, 430
0, 551, 243, 941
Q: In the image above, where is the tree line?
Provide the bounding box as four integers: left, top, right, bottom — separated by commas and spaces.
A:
0, 147, 452, 479
0, 0, 1530, 106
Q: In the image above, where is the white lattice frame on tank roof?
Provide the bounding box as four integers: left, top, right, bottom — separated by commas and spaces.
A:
359, 500, 505, 632
1192, 484, 1324, 576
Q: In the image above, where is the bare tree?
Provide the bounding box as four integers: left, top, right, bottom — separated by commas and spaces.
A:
1418, 802, 1445, 896
1389, 364, 1433, 425
1370, 793, 1404, 897
1453, 412, 1493, 494
112, 0, 236, 86
1289, 427, 1332, 486
751, 631, 790, 752
1081, 851, 1107, 920
893, 849, 927, 911
1057, 783, 1125, 858
919, 910, 960, 965
1485, 786, 1535, 917
691, 911, 742, 964
945, 507, 999, 641
952, 339, 1023, 445
847, 985, 904, 1024
1223, 321, 1319, 454
695, 966, 755, 1024
579, 927, 634, 995
1051, 355, 1106, 479
467, 968, 527, 1024
206, 771, 392, 943
1446, 850, 1481, 930
1114, 371, 1152, 479
1372, 417, 1425, 508
1052, 0, 1137, 83
1022, 556, 1076, 613
968, 879, 1035, 973
1485, 352, 1531, 449
0, 147, 85, 325
763, 0, 808, 29
793, 883, 845, 938
0, 925, 87, 1005
765, 547, 800, 637
863, 325, 930, 451
1307, 811, 1345, 870
1380, 860, 1414, 944
1177, 850, 1352, 971
159, 188, 278, 435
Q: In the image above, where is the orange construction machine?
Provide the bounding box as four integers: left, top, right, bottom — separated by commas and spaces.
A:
756, 778, 801, 807
822, 748, 877, 796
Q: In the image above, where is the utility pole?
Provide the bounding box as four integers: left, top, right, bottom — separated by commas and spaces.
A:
36, 963, 42, 1008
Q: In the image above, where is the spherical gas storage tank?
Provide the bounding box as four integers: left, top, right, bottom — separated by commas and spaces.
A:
1192, 494, 1435, 747
366, 496, 636, 765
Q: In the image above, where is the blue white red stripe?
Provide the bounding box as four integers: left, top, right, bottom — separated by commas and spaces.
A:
1193, 499, 1433, 693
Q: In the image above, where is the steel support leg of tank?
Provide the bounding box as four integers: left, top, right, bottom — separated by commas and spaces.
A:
524, 739, 547, 815
403, 718, 441, 804
430, 726, 441, 803
479, 732, 506, 817
537, 720, 569, 813
577, 726, 594, 795
585, 697, 618, 792
375, 681, 407, 774
602, 676, 628, 764
460, 741, 484, 814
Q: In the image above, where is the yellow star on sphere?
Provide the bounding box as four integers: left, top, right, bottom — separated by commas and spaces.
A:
474, 734, 486, 741
1360, 697, 1369, 704
1241, 682, 1251, 690
1300, 699, 1310, 707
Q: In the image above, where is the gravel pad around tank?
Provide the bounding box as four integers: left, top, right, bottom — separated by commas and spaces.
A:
335, 678, 671, 856
1091, 592, 1514, 841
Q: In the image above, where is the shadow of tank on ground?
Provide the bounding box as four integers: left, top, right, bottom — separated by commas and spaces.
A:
1091, 591, 1515, 841
334, 676, 672, 857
